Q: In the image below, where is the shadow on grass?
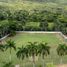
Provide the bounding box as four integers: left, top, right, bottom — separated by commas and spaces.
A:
3, 62, 14, 67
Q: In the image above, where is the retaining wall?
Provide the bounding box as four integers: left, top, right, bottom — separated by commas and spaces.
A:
0, 34, 9, 41
16, 31, 67, 39
0, 31, 67, 41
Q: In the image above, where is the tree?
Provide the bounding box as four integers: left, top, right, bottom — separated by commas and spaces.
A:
5, 39, 16, 62
54, 18, 62, 31
8, 21, 17, 36
0, 20, 9, 38
26, 42, 38, 67
39, 19, 48, 31
57, 44, 67, 64
16, 45, 29, 59
16, 45, 28, 67
0, 10, 8, 20
38, 42, 50, 67
14, 10, 29, 25
30, 10, 41, 22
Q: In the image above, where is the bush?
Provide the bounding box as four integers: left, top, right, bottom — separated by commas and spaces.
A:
61, 27, 67, 35
24, 26, 40, 31
3, 62, 14, 67
9, 30, 16, 36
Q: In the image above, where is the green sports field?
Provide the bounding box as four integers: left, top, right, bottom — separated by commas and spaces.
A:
0, 33, 67, 67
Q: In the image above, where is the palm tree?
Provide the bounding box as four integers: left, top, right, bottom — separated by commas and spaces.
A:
38, 42, 50, 67
16, 45, 27, 67
5, 39, 16, 62
16, 45, 28, 60
16, 46, 25, 59
57, 44, 66, 64
26, 42, 38, 67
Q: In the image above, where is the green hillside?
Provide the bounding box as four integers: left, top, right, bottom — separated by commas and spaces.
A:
0, 0, 67, 4
0, 0, 67, 11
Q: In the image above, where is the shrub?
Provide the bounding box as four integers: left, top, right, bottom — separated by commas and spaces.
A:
3, 62, 14, 67
9, 30, 16, 36
24, 26, 40, 31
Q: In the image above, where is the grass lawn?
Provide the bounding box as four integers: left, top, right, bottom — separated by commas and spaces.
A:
0, 33, 67, 67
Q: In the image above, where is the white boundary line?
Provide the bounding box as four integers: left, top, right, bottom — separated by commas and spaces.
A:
16, 31, 67, 39
0, 34, 9, 41
0, 31, 67, 41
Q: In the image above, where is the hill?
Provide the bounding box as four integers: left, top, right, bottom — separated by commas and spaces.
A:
0, 0, 67, 11
0, 0, 67, 4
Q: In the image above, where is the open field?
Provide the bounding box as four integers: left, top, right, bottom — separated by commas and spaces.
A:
0, 33, 67, 67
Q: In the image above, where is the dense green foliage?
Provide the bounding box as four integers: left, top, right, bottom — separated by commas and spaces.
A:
0, 8, 67, 37
0, 1, 67, 38
0, 1, 67, 67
